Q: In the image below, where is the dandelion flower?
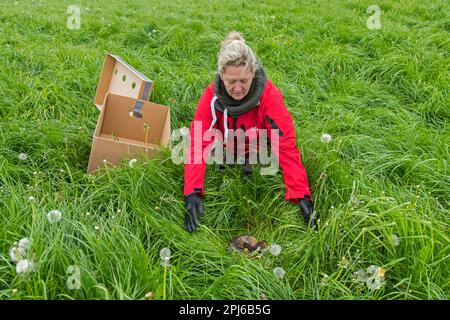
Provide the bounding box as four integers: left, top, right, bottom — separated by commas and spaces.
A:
269, 244, 281, 256
129, 159, 137, 167
160, 247, 171, 267
9, 245, 26, 262
273, 267, 285, 280
18, 153, 27, 161
47, 210, 62, 223
391, 234, 399, 246
320, 133, 332, 143
16, 259, 36, 274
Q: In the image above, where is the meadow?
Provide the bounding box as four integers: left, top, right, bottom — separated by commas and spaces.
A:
0, 0, 448, 299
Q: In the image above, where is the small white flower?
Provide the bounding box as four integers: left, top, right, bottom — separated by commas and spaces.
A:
12, 289, 18, 294
28, 196, 35, 202
320, 133, 332, 143
103, 159, 107, 164
273, 267, 285, 280
9, 245, 26, 262
269, 244, 281, 256
94, 226, 100, 231
18, 153, 28, 161
391, 234, 399, 246
16, 259, 36, 274
47, 209, 62, 223
18, 238, 32, 250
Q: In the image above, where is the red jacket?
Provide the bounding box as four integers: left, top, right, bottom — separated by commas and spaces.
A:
183, 80, 312, 204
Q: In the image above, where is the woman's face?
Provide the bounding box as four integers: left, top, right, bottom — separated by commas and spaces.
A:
220, 65, 254, 101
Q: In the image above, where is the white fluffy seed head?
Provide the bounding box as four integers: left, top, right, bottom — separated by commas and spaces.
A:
321, 133, 332, 143
273, 267, 285, 280
47, 210, 62, 223
16, 259, 36, 274
269, 244, 281, 256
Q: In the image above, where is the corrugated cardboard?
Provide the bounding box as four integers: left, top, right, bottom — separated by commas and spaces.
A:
87, 54, 170, 173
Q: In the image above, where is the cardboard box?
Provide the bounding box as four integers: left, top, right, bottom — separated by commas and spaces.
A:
94, 54, 154, 110
87, 54, 170, 173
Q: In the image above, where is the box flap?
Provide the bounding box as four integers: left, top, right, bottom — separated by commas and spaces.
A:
94, 54, 153, 110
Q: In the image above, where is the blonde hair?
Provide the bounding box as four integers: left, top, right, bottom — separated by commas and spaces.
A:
217, 31, 259, 74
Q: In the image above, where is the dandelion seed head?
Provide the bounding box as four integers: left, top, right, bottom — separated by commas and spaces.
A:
160, 247, 171, 260
321, 133, 332, 143
47, 210, 62, 223
273, 267, 285, 280
18, 238, 32, 250
269, 244, 281, 256
94, 226, 100, 231
9, 245, 26, 262
18, 153, 27, 161
28, 196, 35, 202
391, 234, 399, 246
355, 269, 368, 282
16, 259, 35, 274
12, 289, 18, 294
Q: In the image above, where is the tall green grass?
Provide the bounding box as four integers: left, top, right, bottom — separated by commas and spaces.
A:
0, 0, 448, 299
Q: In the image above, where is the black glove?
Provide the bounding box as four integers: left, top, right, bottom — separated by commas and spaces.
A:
184, 193, 204, 232
298, 196, 317, 229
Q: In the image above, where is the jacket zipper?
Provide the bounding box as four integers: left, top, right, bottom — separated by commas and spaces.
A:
265, 115, 284, 137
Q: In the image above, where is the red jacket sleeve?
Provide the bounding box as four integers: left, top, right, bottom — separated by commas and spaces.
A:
261, 82, 312, 203
183, 84, 215, 197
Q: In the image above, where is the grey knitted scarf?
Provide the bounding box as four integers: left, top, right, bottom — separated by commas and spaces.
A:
213, 67, 267, 118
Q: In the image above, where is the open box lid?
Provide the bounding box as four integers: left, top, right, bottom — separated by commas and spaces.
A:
94, 53, 154, 110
